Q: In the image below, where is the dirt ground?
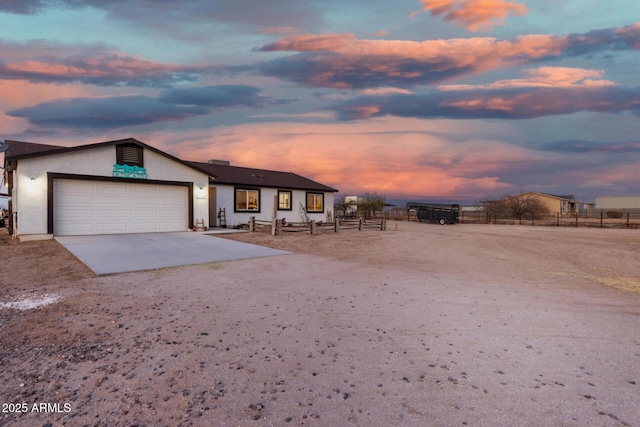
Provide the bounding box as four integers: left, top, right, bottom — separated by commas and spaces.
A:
1, 222, 639, 426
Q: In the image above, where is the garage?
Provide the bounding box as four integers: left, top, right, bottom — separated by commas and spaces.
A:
4, 138, 212, 240
53, 179, 188, 236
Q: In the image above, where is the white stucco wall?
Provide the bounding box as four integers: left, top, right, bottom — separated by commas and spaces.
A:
213, 185, 334, 227
13, 145, 209, 237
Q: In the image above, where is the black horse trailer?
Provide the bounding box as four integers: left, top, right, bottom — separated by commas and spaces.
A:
407, 202, 460, 225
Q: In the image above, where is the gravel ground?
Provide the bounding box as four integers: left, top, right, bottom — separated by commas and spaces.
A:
1, 222, 639, 426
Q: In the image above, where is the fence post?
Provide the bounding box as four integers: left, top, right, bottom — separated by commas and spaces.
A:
556, 212, 559, 227
600, 211, 603, 228
575, 212, 579, 227
310, 220, 316, 234
358, 218, 363, 231
271, 218, 278, 236
627, 212, 630, 229
381, 219, 386, 231
249, 216, 255, 232
334, 218, 340, 233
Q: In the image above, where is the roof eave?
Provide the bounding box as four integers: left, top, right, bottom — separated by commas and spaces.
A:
4, 138, 216, 179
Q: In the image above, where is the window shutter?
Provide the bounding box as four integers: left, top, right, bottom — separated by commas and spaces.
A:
117, 144, 143, 166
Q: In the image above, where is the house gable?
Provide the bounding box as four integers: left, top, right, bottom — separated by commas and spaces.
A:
4, 138, 214, 179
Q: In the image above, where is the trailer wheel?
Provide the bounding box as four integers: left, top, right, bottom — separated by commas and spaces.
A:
439, 218, 447, 225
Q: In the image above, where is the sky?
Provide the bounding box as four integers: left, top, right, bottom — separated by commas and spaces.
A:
1, 0, 639, 204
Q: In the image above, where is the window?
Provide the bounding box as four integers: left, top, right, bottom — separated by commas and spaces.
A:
306, 192, 324, 213
278, 190, 292, 210
116, 144, 144, 167
235, 188, 260, 212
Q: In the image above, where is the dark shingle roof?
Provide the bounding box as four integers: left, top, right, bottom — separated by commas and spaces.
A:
4, 139, 67, 159
189, 161, 337, 192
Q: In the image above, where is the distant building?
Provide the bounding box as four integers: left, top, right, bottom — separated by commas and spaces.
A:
596, 196, 640, 210
502, 192, 594, 216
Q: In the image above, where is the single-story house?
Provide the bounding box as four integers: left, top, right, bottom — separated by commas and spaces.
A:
3, 138, 337, 241
502, 192, 594, 216
188, 160, 337, 228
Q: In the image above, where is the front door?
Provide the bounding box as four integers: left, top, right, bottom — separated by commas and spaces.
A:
208, 187, 217, 227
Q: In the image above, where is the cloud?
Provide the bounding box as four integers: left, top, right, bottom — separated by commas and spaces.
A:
259, 33, 357, 52
162, 119, 526, 199
158, 85, 267, 108
0, 0, 47, 14
0, 0, 321, 30
334, 84, 640, 120
6, 84, 272, 130
0, 40, 212, 87
419, 0, 528, 32
361, 87, 413, 95
539, 139, 640, 154
438, 67, 616, 90
6, 96, 209, 129
254, 23, 640, 89
157, 118, 639, 200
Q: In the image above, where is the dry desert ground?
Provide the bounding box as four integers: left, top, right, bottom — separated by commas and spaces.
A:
1, 222, 639, 426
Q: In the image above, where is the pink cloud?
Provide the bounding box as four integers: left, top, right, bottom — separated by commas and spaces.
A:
438, 67, 616, 90
258, 32, 562, 88
259, 33, 356, 52
155, 119, 545, 199
0, 80, 90, 109
614, 22, 640, 47
256, 23, 640, 89
420, 0, 528, 31
0, 40, 206, 87
261, 32, 560, 61
14, 118, 637, 200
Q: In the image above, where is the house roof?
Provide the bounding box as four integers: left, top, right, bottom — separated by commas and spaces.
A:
539, 192, 575, 201
3, 139, 66, 159
3, 138, 337, 192
504, 192, 575, 202
3, 138, 214, 178
189, 161, 338, 192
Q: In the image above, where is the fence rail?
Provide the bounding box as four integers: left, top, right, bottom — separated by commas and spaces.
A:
460, 209, 640, 229
248, 217, 387, 235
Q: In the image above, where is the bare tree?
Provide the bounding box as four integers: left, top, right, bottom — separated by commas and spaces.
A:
505, 193, 549, 221
358, 192, 386, 219
478, 198, 508, 223
334, 196, 357, 219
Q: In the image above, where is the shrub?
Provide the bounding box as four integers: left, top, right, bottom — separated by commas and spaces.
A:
606, 210, 623, 218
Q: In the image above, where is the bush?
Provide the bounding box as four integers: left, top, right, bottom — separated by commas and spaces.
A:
606, 210, 623, 218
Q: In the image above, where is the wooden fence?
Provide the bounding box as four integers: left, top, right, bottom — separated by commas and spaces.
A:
460, 210, 640, 229
248, 217, 387, 236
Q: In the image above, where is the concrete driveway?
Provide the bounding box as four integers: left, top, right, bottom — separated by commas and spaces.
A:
55, 232, 289, 276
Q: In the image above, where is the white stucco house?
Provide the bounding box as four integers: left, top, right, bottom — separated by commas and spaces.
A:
188, 160, 337, 228
3, 138, 337, 241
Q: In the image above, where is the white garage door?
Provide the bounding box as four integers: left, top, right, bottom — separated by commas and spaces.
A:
54, 179, 188, 235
